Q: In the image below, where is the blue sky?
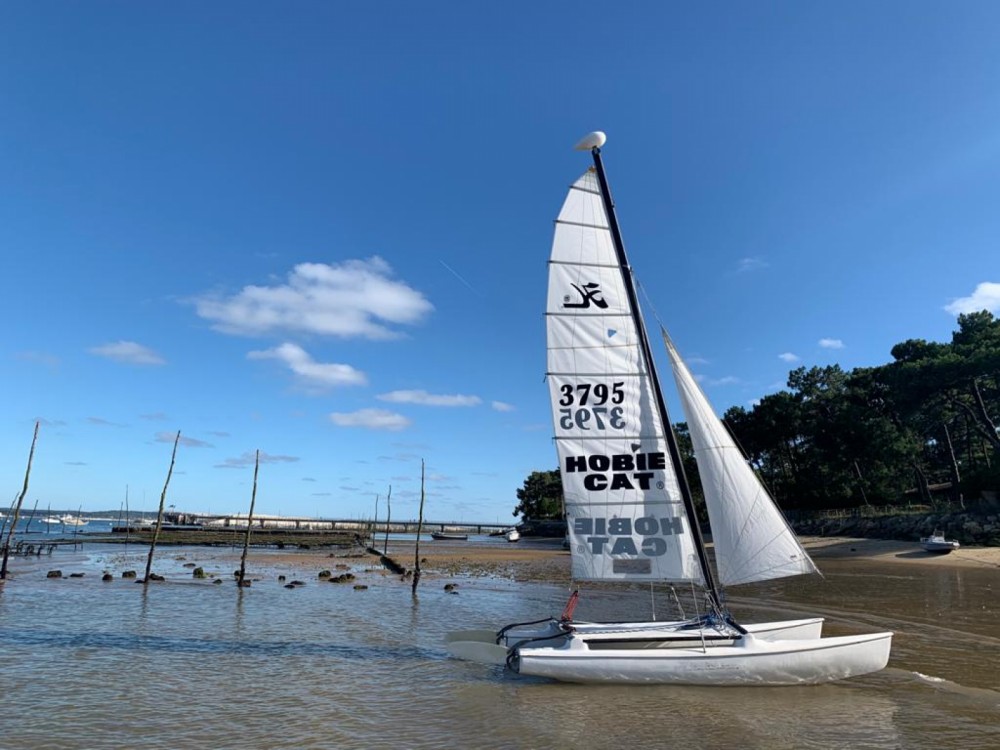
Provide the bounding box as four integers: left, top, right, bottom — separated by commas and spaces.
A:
2, 2, 998, 521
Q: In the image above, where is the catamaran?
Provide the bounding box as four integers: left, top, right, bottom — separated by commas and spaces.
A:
447, 132, 892, 685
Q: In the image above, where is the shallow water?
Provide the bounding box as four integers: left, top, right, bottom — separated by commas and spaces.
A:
0, 543, 997, 749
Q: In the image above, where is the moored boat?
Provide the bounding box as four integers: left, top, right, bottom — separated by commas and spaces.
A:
921, 531, 960, 554
431, 532, 468, 541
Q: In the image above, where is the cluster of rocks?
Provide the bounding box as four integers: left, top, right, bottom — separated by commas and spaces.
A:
790, 510, 1000, 546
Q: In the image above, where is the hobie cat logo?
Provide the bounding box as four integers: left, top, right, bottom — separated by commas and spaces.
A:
563, 282, 608, 309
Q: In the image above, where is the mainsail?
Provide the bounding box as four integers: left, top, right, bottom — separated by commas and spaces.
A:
662, 328, 818, 586
546, 169, 703, 583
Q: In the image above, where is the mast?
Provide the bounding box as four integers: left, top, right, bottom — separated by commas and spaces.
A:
587, 142, 725, 614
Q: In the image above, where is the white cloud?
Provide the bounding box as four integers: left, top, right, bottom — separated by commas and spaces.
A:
154, 431, 213, 448
87, 417, 125, 427
193, 257, 433, 339
215, 450, 299, 469
89, 341, 165, 366
377, 390, 481, 407
818, 338, 845, 350
706, 376, 740, 386
945, 282, 1000, 315
248, 343, 366, 391
491, 401, 515, 412
330, 408, 411, 431
778, 352, 800, 363
737, 257, 768, 273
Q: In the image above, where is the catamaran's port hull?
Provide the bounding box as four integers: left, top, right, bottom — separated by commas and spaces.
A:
515, 632, 892, 686
496, 617, 823, 647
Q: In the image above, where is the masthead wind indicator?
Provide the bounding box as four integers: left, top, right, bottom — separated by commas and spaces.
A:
574, 131, 607, 151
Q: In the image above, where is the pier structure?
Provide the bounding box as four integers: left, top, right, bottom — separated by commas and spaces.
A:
115, 512, 515, 537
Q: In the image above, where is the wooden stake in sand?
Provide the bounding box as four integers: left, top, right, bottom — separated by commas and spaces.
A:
144, 430, 180, 584
412, 460, 426, 595
1, 421, 40, 580
236, 450, 260, 587
383, 484, 392, 555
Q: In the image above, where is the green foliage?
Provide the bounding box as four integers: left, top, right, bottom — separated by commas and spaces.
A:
726, 312, 1000, 510
513, 470, 564, 520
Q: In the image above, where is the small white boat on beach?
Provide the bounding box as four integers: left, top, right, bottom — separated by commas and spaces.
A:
505, 529, 520, 543
921, 531, 960, 554
59, 515, 88, 527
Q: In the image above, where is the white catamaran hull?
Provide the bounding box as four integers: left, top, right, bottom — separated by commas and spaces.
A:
490, 617, 823, 646
515, 631, 893, 686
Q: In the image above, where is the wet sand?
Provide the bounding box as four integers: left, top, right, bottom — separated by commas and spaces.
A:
250, 535, 1000, 584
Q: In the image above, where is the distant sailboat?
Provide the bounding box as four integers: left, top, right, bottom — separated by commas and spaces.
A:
447, 132, 891, 685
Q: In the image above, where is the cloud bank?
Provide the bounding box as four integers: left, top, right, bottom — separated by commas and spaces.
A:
90, 341, 165, 366
377, 390, 480, 407
248, 343, 367, 391
945, 282, 1000, 315
194, 257, 433, 339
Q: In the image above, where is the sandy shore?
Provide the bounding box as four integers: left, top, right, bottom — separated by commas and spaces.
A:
246, 535, 999, 585
798, 536, 1000, 570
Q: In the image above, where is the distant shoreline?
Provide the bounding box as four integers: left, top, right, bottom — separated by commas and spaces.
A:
251, 534, 1000, 586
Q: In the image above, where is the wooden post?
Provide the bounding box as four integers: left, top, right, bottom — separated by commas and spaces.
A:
412, 461, 426, 595
73, 504, 83, 549
144, 431, 180, 584
237, 450, 260, 587
1, 421, 40, 580
25, 498, 39, 534
373, 493, 379, 548
383, 485, 392, 555
124, 485, 131, 549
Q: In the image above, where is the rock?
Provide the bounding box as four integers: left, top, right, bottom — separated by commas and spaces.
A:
122, 570, 137, 579
193, 567, 207, 579
102, 573, 113, 581
69, 573, 85, 578
277, 575, 287, 582
182, 563, 197, 568
148, 573, 165, 582
213, 579, 223, 584
444, 583, 457, 591
353, 584, 368, 590
237, 579, 251, 588
289, 580, 305, 586
318, 570, 332, 579
46, 570, 62, 578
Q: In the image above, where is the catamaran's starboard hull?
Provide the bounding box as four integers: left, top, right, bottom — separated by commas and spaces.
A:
514, 632, 892, 686
496, 617, 823, 647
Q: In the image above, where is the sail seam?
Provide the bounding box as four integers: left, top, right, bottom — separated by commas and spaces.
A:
569, 184, 602, 196
555, 219, 610, 230
547, 259, 619, 269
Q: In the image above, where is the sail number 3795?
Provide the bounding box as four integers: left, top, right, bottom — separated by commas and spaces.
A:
558, 382, 626, 430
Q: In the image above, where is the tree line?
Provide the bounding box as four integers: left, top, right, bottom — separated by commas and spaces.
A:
515, 311, 1000, 519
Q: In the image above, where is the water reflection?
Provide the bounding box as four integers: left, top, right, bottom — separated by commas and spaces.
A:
0, 543, 997, 749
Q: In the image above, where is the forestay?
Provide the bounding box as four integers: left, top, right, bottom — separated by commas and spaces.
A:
547, 169, 703, 584
662, 329, 818, 586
